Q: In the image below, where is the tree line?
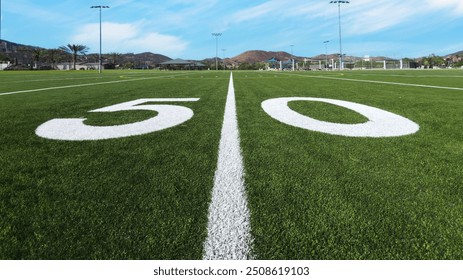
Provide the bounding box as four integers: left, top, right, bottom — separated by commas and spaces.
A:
1, 42, 127, 70
2, 41, 462, 70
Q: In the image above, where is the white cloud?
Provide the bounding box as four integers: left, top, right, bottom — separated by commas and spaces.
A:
232, 1, 284, 23
145, 0, 219, 30
71, 22, 189, 56
344, 2, 415, 35
426, 0, 463, 14
320, 0, 463, 35
227, 0, 418, 35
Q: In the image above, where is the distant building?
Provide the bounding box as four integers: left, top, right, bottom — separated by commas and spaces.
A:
0, 61, 11, 70
56, 62, 101, 70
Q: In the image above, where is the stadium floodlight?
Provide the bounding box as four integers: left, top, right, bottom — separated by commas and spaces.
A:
330, 1, 349, 70
0, 0, 8, 71
324, 40, 330, 70
91, 5, 110, 75
222, 49, 227, 70
1, 0, 2, 42
212, 33, 222, 71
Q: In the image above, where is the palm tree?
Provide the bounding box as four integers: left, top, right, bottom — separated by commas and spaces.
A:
17, 46, 33, 69
108, 52, 122, 65
46, 48, 65, 70
59, 44, 89, 70
32, 49, 46, 69
108, 52, 122, 69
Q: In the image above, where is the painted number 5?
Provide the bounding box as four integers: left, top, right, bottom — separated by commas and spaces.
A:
36, 98, 200, 141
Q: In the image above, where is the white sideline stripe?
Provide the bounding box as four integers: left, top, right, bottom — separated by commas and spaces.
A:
203, 72, 253, 260
0, 73, 192, 96
277, 72, 463, 91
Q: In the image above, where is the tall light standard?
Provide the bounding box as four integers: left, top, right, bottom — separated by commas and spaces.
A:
221, 48, 226, 70
212, 33, 222, 71
0, 0, 2, 71
323, 40, 330, 70
1, 0, 2, 43
330, 1, 349, 70
91, 5, 109, 74
290, 44, 294, 71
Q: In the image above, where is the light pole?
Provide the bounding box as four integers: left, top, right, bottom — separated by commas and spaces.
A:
290, 44, 294, 71
212, 33, 222, 71
323, 40, 330, 70
0, 0, 4, 71
0, 0, 2, 65
330, 1, 349, 70
221, 49, 226, 70
1, 0, 2, 43
91, 5, 109, 75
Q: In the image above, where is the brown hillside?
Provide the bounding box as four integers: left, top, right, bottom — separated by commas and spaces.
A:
122, 52, 171, 64
231, 50, 297, 63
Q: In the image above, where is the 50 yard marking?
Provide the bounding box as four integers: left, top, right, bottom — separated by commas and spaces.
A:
32, 72, 422, 259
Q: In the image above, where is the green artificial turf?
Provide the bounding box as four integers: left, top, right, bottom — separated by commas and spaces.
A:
288, 100, 369, 124
234, 70, 463, 259
0, 70, 229, 259
1, 69, 462, 260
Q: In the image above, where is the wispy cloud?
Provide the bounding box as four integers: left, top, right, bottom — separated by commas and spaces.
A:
4, 0, 463, 58
145, 0, 219, 29
231, 1, 284, 23
4, 0, 70, 24
342, 0, 463, 35
426, 0, 463, 15
343, 1, 415, 35
71, 22, 189, 56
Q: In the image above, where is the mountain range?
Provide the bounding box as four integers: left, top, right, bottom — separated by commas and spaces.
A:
1, 39, 462, 67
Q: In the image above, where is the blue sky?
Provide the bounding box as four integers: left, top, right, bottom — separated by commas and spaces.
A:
2, 0, 463, 59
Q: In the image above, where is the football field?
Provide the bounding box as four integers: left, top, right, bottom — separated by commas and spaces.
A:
0, 69, 462, 259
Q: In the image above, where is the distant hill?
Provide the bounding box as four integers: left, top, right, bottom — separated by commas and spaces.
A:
229, 50, 399, 64
0, 40, 45, 68
2, 39, 462, 68
0, 39, 43, 53
447, 51, 463, 57
0, 39, 171, 68
117, 52, 171, 65
230, 50, 302, 63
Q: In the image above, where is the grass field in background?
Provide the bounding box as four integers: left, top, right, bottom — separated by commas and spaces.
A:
1, 69, 462, 259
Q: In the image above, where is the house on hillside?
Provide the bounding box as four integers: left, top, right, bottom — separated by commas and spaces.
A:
445, 54, 462, 67
0, 61, 11, 70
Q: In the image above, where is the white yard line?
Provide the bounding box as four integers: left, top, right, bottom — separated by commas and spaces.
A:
203, 72, 253, 260
0, 73, 192, 96
277, 72, 463, 91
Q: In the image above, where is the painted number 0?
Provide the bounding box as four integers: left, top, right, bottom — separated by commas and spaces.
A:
36, 98, 200, 141
262, 97, 419, 137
